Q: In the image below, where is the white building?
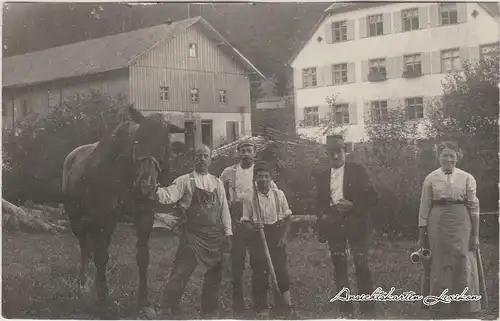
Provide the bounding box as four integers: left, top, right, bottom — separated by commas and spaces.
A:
290, 2, 499, 143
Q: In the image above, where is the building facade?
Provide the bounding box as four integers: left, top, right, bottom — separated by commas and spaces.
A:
290, 2, 499, 143
3, 17, 264, 148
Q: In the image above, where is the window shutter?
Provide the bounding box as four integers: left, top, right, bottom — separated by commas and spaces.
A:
349, 102, 358, 125
294, 68, 303, 89
429, 5, 439, 28
387, 98, 399, 111
393, 56, 404, 78
324, 65, 333, 86
393, 11, 402, 33
457, 3, 467, 23
325, 22, 333, 44
359, 17, 367, 38
383, 13, 392, 35
347, 63, 355, 83
361, 61, 369, 82
469, 46, 480, 64
419, 6, 428, 29
346, 20, 355, 40
430, 51, 442, 74
460, 47, 470, 65
386, 57, 396, 79
316, 67, 324, 87
421, 52, 431, 74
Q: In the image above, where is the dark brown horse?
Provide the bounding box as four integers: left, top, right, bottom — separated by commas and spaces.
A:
62, 106, 183, 317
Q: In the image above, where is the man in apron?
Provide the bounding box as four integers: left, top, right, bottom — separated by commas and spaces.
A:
240, 161, 298, 318
156, 144, 232, 318
219, 141, 277, 317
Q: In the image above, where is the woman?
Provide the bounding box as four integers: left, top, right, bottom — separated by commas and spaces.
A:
418, 141, 488, 318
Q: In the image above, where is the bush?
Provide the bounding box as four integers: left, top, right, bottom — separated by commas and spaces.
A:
2, 91, 130, 204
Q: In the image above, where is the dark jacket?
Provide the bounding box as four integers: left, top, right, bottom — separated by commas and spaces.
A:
314, 161, 379, 223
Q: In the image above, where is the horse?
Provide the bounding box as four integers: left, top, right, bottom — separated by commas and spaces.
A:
62, 106, 184, 317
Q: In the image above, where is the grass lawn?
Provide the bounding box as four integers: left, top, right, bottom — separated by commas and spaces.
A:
2, 225, 498, 319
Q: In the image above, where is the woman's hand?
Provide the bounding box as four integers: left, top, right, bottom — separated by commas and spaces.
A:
470, 235, 479, 252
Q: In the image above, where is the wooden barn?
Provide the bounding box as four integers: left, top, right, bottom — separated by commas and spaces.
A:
3, 16, 265, 148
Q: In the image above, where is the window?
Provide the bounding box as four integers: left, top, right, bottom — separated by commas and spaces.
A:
403, 54, 422, 75
332, 63, 348, 85
439, 3, 458, 25
160, 86, 169, 101
368, 58, 387, 80
302, 68, 317, 88
480, 43, 499, 61
190, 88, 199, 103
441, 49, 460, 72
188, 43, 197, 58
303, 106, 319, 127
402, 8, 419, 31
333, 104, 350, 125
371, 100, 388, 122
219, 89, 228, 104
405, 97, 424, 120
368, 14, 384, 37
332, 20, 347, 42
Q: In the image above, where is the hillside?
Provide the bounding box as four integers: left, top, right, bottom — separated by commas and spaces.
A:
3, 2, 329, 92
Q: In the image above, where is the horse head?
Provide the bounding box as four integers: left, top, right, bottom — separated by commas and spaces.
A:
127, 106, 184, 201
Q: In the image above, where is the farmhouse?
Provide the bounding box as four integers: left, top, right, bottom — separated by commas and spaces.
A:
3, 16, 265, 148
289, 2, 499, 143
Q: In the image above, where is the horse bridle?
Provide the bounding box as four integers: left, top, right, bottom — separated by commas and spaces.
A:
132, 141, 162, 197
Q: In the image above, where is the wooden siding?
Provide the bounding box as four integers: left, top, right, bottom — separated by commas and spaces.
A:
2, 70, 129, 128
130, 25, 251, 113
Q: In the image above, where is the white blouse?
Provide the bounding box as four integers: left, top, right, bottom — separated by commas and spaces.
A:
418, 167, 480, 227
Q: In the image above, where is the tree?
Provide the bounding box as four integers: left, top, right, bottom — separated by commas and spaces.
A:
2, 91, 130, 204
425, 53, 499, 211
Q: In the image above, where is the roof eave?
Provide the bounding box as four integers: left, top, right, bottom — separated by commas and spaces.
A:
197, 17, 266, 79
3, 66, 127, 89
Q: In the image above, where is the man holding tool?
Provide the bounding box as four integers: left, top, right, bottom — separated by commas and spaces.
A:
219, 141, 277, 317
240, 161, 298, 319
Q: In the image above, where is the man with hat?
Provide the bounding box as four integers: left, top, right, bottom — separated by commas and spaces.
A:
313, 135, 379, 318
219, 140, 277, 317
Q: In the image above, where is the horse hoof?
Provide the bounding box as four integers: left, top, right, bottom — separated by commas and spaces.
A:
78, 280, 93, 296
138, 306, 159, 319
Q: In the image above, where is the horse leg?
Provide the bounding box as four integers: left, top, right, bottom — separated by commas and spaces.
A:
90, 227, 112, 308
135, 213, 155, 316
78, 231, 93, 294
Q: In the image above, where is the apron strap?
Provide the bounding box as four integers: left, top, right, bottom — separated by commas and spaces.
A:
231, 164, 237, 201
272, 189, 281, 221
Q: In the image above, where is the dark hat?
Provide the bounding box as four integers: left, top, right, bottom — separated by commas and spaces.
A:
253, 161, 272, 176
326, 135, 346, 150
237, 140, 256, 150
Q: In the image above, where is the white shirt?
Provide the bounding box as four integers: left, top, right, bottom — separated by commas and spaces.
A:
241, 188, 292, 225
330, 165, 345, 205
418, 167, 479, 227
156, 171, 232, 235
220, 163, 278, 204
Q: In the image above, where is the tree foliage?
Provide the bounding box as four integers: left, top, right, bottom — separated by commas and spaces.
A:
2, 91, 130, 204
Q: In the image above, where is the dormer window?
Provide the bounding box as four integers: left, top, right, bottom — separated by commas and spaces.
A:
188, 43, 197, 58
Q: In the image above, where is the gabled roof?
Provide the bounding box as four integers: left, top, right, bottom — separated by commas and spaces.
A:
3, 16, 264, 88
288, 1, 500, 67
